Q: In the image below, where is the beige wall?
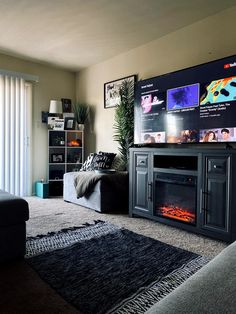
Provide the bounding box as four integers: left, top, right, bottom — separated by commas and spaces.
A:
0, 54, 76, 191
76, 6, 236, 157
1, 5, 236, 194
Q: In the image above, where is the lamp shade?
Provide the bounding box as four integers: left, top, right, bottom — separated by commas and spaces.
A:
49, 100, 62, 114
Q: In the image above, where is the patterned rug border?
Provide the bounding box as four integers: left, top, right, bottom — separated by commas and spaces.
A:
108, 255, 209, 313
26, 219, 106, 240
26, 220, 121, 258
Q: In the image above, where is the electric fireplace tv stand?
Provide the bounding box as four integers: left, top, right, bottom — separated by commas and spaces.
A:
129, 147, 236, 242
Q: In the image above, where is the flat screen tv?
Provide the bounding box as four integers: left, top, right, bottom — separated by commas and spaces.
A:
134, 55, 236, 145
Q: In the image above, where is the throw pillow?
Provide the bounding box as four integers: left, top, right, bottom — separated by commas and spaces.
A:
92, 151, 116, 170
111, 154, 126, 171
80, 153, 97, 171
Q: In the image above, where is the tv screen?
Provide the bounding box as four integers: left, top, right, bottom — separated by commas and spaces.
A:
134, 55, 236, 145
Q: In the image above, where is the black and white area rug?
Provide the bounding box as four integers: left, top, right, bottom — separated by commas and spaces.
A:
26, 221, 209, 314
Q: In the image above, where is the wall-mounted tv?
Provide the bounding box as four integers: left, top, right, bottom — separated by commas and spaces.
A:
134, 55, 236, 145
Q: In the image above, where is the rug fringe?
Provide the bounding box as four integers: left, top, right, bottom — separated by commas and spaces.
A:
27, 219, 105, 240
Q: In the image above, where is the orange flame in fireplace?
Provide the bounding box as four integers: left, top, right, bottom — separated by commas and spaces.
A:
157, 206, 195, 223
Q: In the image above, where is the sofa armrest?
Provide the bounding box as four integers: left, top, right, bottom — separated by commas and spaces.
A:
146, 241, 236, 314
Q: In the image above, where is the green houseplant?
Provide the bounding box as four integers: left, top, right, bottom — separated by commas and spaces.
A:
72, 103, 89, 128
113, 78, 135, 170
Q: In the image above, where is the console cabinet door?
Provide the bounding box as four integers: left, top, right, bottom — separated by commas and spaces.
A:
133, 153, 152, 215
201, 156, 230, 236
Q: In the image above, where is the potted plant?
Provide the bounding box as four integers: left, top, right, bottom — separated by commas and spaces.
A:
72, 103, 89, 130
113, 78, 135, 170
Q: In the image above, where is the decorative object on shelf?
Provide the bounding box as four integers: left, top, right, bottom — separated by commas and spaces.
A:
61, 98, 72, 113
49, 100, 63, 114
104, 74, 136, 109
48, 116, 60, 129
77, 124, 84, 131
64, 117, 76, 130
63, 112, 74, 119
51, 153, 64, 163
53, 119, 65, 130
113, 76, 136, 170
51, 134, 65, 146
72, 102, 89, 129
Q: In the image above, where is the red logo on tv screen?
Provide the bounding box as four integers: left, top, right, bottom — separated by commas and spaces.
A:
224, 62, 236, 69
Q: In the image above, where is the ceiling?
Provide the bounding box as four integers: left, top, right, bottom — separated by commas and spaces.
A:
0, 0, 235, 72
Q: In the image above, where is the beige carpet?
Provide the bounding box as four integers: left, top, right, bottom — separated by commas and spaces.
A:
1, 196, 228, 313
25, 196, 227, 258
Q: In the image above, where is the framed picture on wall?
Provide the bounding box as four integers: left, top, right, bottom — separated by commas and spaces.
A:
61, 98, 72, 113
104, 74, 137, 108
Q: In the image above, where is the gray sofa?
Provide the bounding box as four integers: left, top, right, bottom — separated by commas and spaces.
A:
0, 189, 29, 263
63, 171, 129, 212
146, 240, 236, 314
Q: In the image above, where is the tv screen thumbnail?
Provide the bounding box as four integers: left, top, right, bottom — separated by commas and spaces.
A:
134, 55, 236, 144
167, 83, 199, 111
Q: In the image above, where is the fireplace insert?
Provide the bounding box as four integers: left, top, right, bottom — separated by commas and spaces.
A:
154, 172, 197, 225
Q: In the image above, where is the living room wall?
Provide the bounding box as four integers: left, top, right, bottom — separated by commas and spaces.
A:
76, 5, 236, 157
0, 54, 76, 191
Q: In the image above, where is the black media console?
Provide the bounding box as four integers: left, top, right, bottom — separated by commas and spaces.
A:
129, 147, 236, 242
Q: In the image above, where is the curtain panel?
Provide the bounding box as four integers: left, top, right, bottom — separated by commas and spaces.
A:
0, 75, 32, 196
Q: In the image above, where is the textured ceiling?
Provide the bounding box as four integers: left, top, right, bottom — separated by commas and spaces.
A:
0, 0, 235, 71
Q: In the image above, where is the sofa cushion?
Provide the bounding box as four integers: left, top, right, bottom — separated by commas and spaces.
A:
0, 190, 29, 227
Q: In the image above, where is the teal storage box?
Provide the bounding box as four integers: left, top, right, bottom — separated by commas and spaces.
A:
35, 181, 49, 198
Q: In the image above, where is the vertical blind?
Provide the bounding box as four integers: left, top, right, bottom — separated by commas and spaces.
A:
0, 74, 32, 196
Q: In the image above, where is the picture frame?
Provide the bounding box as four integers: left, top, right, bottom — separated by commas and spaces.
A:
63, 112, 74, 119
53, 119, 65, 130
61, 98, 72, 113
48, 115, 60, 129
64, 117, 76, 130
51, 153, 64, 163
104, 74, 137, 109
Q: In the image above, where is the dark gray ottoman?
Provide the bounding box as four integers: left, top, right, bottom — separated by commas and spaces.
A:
0, 189, 29, 263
